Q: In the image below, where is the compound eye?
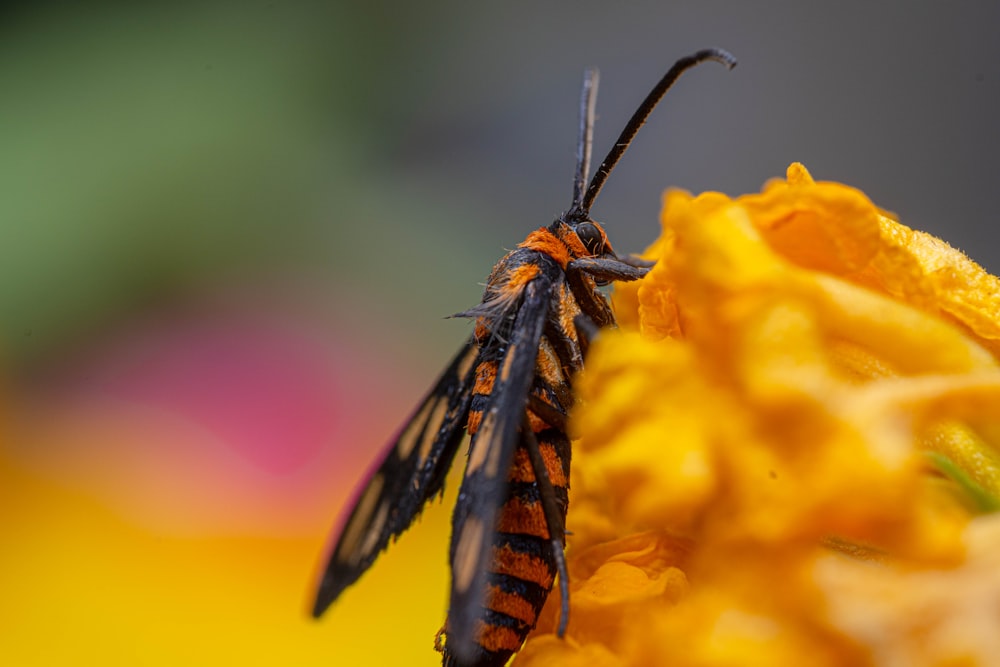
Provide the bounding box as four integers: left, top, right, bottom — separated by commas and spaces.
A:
575, 222, 605, 256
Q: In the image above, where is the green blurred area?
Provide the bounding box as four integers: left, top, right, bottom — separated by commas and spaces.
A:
3, 4, 317, 364
0, 2, 484, 370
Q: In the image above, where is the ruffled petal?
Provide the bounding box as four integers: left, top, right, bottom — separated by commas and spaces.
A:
519, 164, 1000, 666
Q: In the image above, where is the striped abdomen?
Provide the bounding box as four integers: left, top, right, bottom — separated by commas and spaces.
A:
452, 341, 572, 666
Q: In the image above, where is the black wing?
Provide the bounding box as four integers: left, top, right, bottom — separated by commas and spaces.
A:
313, 338, 480, 617
446, 270, 556, 661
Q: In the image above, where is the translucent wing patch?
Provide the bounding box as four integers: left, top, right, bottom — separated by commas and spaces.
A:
312, 339, 480, 617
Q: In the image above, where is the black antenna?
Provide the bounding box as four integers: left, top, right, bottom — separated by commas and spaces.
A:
570, 69, 600, 211
569, 48, 736, 221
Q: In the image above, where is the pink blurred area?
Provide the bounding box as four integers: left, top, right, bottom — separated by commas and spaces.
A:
0, 285, 456, 665
9, 294, 388, 536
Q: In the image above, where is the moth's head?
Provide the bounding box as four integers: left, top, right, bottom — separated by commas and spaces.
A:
550, 218, 620, 286
554, 217, 617, 262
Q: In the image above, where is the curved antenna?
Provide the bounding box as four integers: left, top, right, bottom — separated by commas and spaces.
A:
572, 48, 737, 220
570, 68, 600, 211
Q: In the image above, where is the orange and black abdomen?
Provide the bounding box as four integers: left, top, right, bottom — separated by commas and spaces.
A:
452, 347, 572, 666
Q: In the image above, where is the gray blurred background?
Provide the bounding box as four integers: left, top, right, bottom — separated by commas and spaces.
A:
2, 0, 998, 372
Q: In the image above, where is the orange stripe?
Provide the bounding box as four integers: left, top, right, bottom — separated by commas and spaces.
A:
526, 410, 548, 433
475, 620, 524, 653
538, 442, 568, 487
506, 445, 567, 488
555, 222, 589, 258
518, 228, 570, 268
505, 262, 540, 289
497, 496, 549, 539
473, 361, 497, 396
466, 409, 482, 434
483, 263, 540, 321
556, 287, 582, 339
474, 321, 490, 341
507, 448, 535, 483
485, 584, 538, 626
535, 343, 566, 390
492, 544, 554, 589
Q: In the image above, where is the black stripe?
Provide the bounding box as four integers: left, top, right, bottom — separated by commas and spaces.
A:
442, 646, 506, 667
532, 371, 571, 410
487, 571, 550, 612
481, 607, 531, 633
475, 340, 508, 364
544, 315, 583, 380
506, 481, 569, 506
535, 430, 572, 480
494, 532, 557, 566
530, 425, 566, 440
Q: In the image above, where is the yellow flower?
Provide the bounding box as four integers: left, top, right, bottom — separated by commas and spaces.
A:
518, 164, 1000, 666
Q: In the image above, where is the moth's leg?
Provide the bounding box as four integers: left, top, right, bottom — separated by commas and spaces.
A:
528, 393, 567, 433
572, 313, 600, 360
565, 268, 614, 328
526, 311, 601, 435
565, 257, 649, 328
544, 311, 585, 380
567, 256, 650, 283
620, 254, 656, 269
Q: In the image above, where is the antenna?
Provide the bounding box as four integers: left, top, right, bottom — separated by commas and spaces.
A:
570, 68, 600, 211
568, 48, 736, 221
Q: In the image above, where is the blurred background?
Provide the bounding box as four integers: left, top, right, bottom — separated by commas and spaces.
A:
1, 2, 997, 664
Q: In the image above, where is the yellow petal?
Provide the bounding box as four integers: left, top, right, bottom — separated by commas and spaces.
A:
562, 163, 1000, 666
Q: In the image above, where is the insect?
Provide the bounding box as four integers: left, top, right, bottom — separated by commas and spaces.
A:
312, 48, 736, 666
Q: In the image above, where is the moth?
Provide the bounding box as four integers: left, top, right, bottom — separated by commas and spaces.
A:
313, 48, 736, 667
